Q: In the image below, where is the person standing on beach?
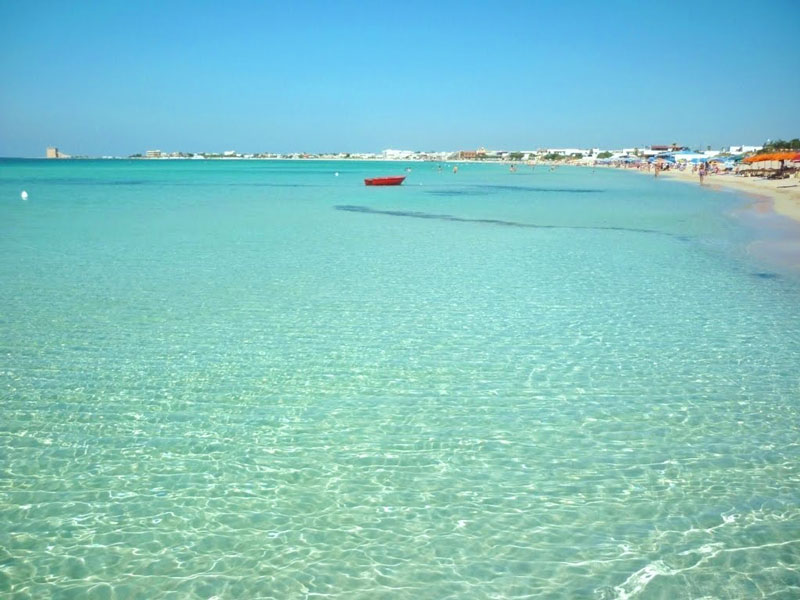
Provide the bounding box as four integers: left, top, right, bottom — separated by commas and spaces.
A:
699, 164, 706, 185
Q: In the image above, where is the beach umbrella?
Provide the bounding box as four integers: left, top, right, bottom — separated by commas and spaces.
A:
742, 151, 800, 164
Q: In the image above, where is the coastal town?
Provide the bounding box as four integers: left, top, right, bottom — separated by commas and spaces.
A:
44, 141, 800, 184
46, 144, 767, 163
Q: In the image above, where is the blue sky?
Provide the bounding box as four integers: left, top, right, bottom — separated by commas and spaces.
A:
1, 0, 798, 157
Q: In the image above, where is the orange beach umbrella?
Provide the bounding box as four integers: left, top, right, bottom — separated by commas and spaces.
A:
742, 151, 800, 163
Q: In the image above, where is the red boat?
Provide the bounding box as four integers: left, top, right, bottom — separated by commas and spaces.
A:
364, 176, 405, 186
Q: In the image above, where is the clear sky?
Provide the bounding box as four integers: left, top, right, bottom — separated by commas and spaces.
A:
1, 0, 798, 157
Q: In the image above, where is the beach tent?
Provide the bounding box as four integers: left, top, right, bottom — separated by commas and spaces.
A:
672, 151, 709, 163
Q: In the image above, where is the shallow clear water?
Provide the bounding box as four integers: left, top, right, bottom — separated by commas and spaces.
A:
1, 159, 799, 599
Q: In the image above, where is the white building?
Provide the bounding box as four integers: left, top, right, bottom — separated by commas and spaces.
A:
540, 148, 591, 156
382, 149, 415, 160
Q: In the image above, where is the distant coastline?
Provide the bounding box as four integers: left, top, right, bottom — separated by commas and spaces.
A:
38, 143, 766, 164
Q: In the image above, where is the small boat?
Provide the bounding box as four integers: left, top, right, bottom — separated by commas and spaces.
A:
364, 176, 405, 186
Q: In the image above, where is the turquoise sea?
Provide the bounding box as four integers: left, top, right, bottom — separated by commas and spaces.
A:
1, 159, 799, 599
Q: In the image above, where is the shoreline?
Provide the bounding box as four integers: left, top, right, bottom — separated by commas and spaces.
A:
658, 168, 800, 225
654, 168, 800, 271
588, 162, 800, 224
587, 163, 800, 271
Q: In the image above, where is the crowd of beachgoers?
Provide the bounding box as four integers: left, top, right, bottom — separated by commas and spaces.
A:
592, 152, 800, 181
604, 156, 798, 185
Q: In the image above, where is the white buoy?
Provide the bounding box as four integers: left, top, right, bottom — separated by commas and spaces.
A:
21, 190, 28, 200
334, 172, 339, 177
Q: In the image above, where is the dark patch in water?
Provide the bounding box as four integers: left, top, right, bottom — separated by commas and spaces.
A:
335, 205, 681, 238
424, 185, 604, 197
17, 177, 151, 186
168, 182, 315, 188
9, 178, 322, 188
425, 189, 490, 197
753, 272, 780, 279
477, 184, 604, 194
240, 182, 320, 188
